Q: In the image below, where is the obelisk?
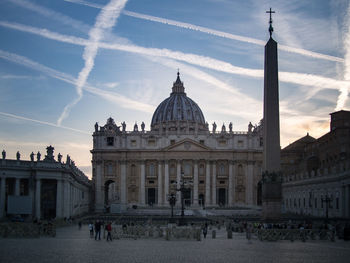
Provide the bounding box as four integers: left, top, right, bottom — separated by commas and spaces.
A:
262, 8, 282, 220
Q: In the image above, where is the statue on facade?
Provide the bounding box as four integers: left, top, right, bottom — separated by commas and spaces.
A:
221, 123, 226, 133
44, 145, 55, 162
94, 122, 99, 132
30, 152, 34, 161
248, 122, 253, 133
205, 122, 209, 130
2, 150, 5, 160
229, 122, 233, 133
37, 151, 41, 161
66, 155, 71, 165
212, 122, 217, 133
58, 153, 62, 163
141, 121, 145, 132
16, 151, 20, 160
122, 121, 126, 132
134, 122, 138, 132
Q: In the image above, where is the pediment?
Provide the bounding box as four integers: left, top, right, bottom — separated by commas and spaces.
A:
163, 139, 211, 151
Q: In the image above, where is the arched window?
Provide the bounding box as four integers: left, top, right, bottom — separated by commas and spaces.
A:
149, 164, 155, 176
107, 164, 113, 175
184, 163, 191, 176
219, 164, 225, 176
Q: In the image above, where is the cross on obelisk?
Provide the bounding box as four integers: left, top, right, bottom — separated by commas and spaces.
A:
266, 8, 275, 37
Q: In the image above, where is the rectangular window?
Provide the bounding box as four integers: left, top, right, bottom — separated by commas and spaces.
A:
199, 140, 205, 145
107, 137, 114, 146
219, 181, 225, 184
170, 140, 176, 145
238, 140, 243, 147
82, 191, 84, 199
219, 140, 227, 146
315, 198, 317, 208
199, 180, 204, 184
303, 198, 306, 208
148, 180, 154, 184
148, 139, 156, 146
131, 140, 137, 146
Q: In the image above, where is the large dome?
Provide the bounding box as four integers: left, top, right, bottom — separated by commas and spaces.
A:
151, 73, 206, 130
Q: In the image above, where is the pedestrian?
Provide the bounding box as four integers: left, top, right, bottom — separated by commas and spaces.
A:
88, 222, 94, 238
246, 223, 252, 244
203, 223, 208, 239
95, 220, 101, 240
106, 222, 112, 242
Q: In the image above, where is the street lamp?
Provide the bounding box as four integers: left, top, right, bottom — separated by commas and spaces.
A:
321, 194, 333, 221
167, 193, 177, 218
174, 172, 192, 225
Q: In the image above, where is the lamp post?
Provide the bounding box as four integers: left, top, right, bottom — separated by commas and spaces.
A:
321, 194, 333, 221
175, 173, 192, 225
167, 193, 177, 218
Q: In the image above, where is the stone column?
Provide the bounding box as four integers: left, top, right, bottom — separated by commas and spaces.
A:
344, 185, 350, 218
164, 161, 169, 204
15, 178, 20, 196
35, 179, 41, 219
176, 160, 181, 206
246, 161, 254, 205
193, 161, 199, 206
95, 161, 104, 212
63, 180, 70, 218
205, 161, 210, 206
56, 179, 63, 218
158, 161, 163, 206
228, 161, 233, 206
120, 161, 127, 205
140, 161, 146, 205
212, 161, 217, 206
0, 178, 6, 218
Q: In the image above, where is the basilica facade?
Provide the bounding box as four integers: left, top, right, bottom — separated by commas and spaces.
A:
92, 73, 263, 212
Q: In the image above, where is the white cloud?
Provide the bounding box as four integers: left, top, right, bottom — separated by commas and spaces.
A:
57, 0, 128, 126
0, 49, 155, 113
65, 0, 344, 63
0, 111, 90, 134
1, 21, 348, 111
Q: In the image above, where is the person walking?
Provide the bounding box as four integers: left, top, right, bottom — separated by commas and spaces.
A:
106, 222, 113, 242
202, 223, 208, 239
88, 222, 94, 238
95, 220, 101, 240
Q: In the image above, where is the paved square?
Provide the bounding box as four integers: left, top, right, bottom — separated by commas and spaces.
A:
0, 225, 349, 263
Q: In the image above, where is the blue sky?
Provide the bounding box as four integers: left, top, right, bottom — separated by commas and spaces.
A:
0, 0, 349, 178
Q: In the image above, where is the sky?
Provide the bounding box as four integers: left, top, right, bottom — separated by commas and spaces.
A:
0, 0, 349, 178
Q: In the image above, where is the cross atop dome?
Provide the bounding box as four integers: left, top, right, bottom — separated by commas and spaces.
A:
172, 70, 185, 94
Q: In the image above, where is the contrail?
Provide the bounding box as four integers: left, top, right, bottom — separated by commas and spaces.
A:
0, 49, 154, 113
335, 2, 350, 110
1, 21, 348, 97
64, 0, 344, 63
57, 0, 128, 126
0, 111, 90, 135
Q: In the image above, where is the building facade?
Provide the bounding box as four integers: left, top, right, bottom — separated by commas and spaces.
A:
0, 146, 91, 220
92, 73, 263, 212
282, 110, 350, 218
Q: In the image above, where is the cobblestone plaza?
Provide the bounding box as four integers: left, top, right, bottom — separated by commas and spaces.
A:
0, 225, 349, 263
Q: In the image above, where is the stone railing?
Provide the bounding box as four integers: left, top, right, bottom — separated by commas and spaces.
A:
255, 229, 335, 242
111, 225, 201, 241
